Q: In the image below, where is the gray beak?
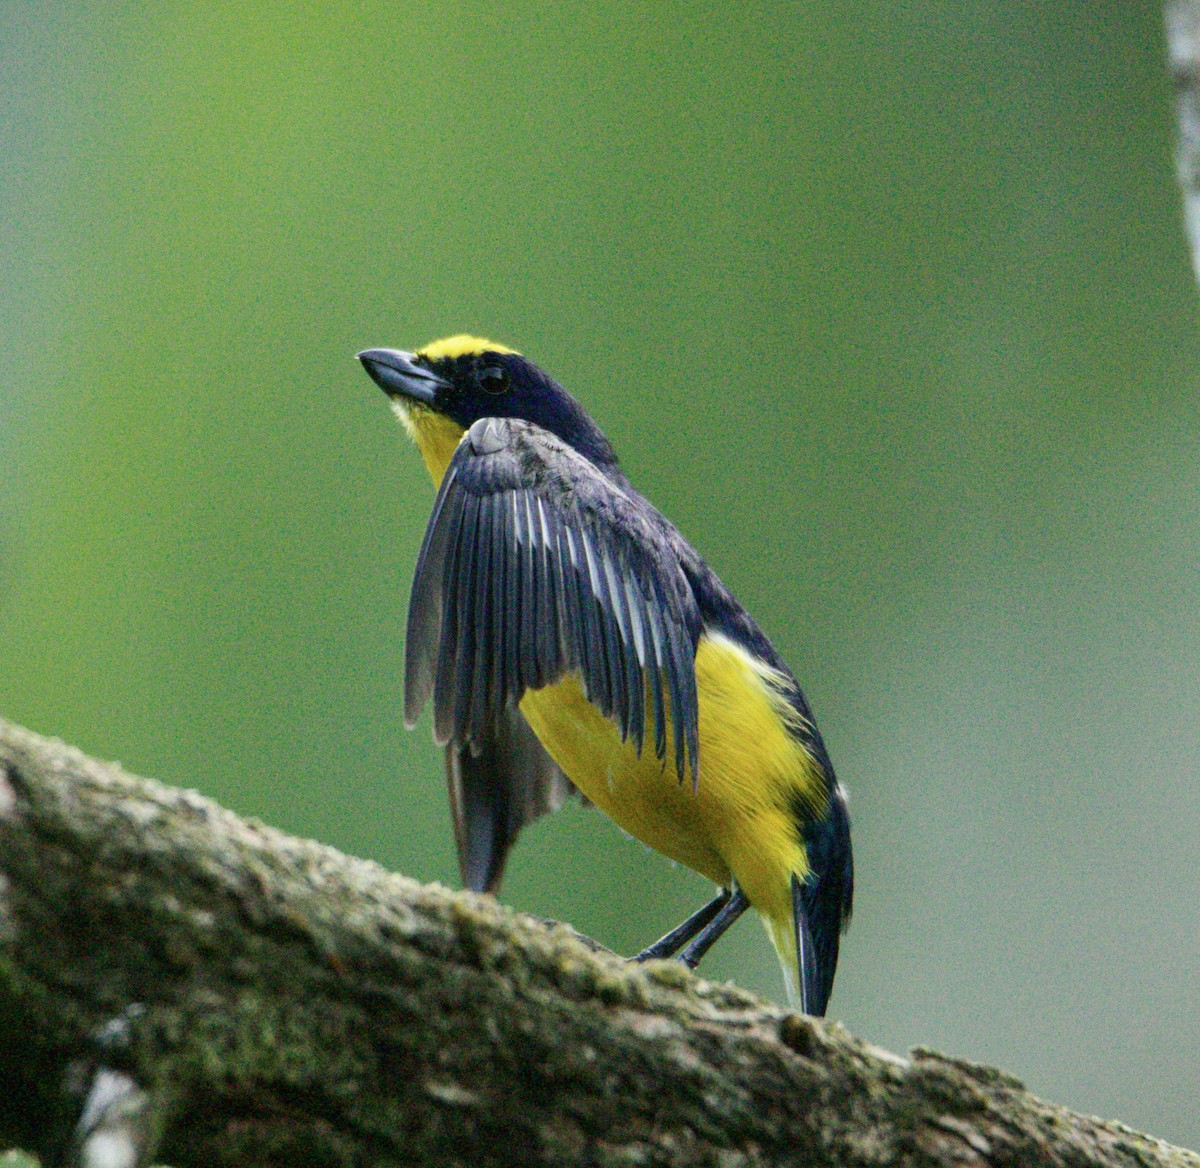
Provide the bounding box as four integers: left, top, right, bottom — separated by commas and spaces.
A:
357, 348, 451, 405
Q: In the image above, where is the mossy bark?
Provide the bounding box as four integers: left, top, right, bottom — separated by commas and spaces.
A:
0, 719, 1194, 1167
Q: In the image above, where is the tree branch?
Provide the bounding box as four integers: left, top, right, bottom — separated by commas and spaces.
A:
0, 718, 1194, 1167
1167, 0, 1200, 281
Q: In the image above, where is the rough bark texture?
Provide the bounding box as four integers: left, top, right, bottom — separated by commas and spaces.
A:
0, 718, 1194, 1168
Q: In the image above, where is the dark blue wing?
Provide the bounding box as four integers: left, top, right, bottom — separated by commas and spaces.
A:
405, 417, 703, 889
445, 706, 577, 893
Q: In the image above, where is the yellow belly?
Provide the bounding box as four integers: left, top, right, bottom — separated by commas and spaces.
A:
519, 631, 826, 931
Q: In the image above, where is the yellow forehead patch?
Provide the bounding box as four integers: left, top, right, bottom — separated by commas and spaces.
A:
417, 334, 520, 361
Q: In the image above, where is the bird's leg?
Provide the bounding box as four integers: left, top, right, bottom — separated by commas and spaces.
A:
631, 887, 731, 962
677, 885, 751, 969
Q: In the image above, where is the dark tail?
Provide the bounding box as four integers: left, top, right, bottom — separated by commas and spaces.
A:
792, 785, 854, 1016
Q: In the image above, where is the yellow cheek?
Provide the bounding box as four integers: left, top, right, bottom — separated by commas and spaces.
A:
391, 401, 465, 487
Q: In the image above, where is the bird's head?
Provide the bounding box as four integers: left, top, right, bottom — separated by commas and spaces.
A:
358, 334, 619, 485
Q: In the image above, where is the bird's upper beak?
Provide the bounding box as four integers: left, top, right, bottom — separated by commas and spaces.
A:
357, 348, 451, 405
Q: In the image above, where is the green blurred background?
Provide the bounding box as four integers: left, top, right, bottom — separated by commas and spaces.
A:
3, 0, 1198, 1147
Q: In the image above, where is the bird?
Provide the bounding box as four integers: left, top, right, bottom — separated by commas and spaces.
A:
358, 334, 853, 1014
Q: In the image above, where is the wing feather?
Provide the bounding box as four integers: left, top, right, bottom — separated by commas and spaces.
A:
642, 580, 669, 758
581, 528, 627, 738
447, 705, 576, 892
470, 493, 497, 747
405, 462, 461, 728
432, 491, 475, 745
489, 491, 511, 730
517, 491, 541, 690
603, 542, 644, 752
404, 416, 703, 889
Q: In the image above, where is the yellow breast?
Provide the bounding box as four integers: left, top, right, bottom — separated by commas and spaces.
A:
519, 630, 825, 928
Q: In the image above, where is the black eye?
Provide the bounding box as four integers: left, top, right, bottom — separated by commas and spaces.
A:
480, 365, 508, 394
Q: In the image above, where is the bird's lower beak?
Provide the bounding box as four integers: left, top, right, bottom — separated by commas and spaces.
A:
357, 348, 451, 405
